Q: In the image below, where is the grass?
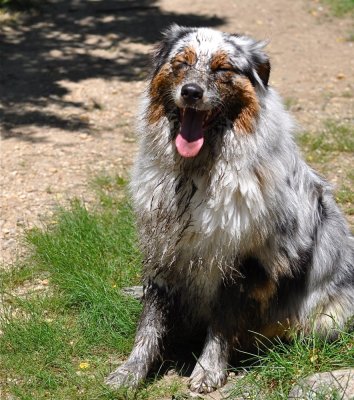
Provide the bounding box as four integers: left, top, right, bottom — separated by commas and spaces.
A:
298, 120, 354, 162
336, 184, 354, 215
322, 0, 354, 16
0, 177, 144, 399
284, 97, 298, 111
298, 119, 354, 219
229, 328, 354, 399
1, 120, 353, 399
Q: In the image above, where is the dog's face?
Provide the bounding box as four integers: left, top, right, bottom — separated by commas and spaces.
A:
147, 25, 271, 158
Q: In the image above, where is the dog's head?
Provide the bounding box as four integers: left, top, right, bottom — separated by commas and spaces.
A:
146, 25, 271, 158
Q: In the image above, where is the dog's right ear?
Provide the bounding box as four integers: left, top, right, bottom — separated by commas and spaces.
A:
152, 24, 194, 74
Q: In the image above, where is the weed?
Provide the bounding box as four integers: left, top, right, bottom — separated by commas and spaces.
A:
229, 328, 354, 399
284, 97, 298, 111
342, 90, 353, 98
298, 119, 354, 163
336, 185, 354, 214
298, 120, 353, 223
91, 174, 128, 208
322, 0, 354, 16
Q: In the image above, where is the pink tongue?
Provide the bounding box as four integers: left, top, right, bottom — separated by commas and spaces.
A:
175, 108, 205, 158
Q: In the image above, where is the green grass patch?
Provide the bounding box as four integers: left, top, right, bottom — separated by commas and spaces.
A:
336, 185, 354, 215
0, 177, 143, 399
284, 97, 298, 111
322, 0, 354, 16
298, 119, 354, 220
298, 119, 354, 163
230, 329, 354, 399
0, 262, 40, 291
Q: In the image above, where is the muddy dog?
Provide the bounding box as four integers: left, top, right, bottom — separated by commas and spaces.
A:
106, 25, 354, 393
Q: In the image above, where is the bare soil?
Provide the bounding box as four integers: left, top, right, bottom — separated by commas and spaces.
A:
0, 1, 353, 265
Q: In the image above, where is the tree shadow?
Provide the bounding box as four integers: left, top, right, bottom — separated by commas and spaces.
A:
0, 0, 225, 140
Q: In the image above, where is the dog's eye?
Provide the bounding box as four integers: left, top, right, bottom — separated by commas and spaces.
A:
172, 60, 190, 69
215, 65, 235, 73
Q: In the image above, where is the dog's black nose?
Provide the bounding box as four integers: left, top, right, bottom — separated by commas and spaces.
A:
181, 84, 204, 104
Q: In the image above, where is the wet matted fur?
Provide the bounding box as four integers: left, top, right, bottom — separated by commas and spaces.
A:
106, 25, 354, 393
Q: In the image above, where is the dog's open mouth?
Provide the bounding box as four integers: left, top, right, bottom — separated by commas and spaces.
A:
175, 108, 219, 158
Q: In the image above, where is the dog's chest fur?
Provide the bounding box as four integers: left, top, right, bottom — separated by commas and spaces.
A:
131, 123, 270, 302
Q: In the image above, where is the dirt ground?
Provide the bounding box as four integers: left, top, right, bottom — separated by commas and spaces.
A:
0, 0, 353, 267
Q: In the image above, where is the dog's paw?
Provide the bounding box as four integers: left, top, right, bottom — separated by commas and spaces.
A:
105, 365, 142, 389
189, 367, 227, 393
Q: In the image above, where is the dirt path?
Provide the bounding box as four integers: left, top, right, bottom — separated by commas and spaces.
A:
1, 0, 353, 268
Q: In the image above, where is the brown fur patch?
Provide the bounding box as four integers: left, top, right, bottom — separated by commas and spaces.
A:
147, 63, 172, 125
170, 47, 197, 85
249, 278, 277, 316
172, 47, 197, 67
215, 61, 260, 134
147, 103, 165, 126
210, 51, 234, 71
147, 48, 197, 126
249, 279, 277, 303
260, 319, 291, 339
232, 77, 260, 134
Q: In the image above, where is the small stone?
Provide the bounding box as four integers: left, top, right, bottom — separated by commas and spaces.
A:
188, 392, 203, 398
121, 286, 144, 300
16, 218, 25, 226
167, 369, 177, 376
288, 369, 354, 399
79, 115, 90, 123
123, 137, 136, 143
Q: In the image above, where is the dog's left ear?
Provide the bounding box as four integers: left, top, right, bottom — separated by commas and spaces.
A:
252, 45, 270, 87
230, 35, 271, 88
250, 40, 271, 87
152, 24, 194, 75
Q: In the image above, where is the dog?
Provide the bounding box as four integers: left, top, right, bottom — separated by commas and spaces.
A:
106, 25, 354, 393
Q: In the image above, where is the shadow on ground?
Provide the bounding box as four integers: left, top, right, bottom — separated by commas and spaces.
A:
0, 0, 225, 139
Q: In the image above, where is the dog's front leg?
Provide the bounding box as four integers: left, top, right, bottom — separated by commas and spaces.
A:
189, 326, 229, 393
105, 283, 168, 389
